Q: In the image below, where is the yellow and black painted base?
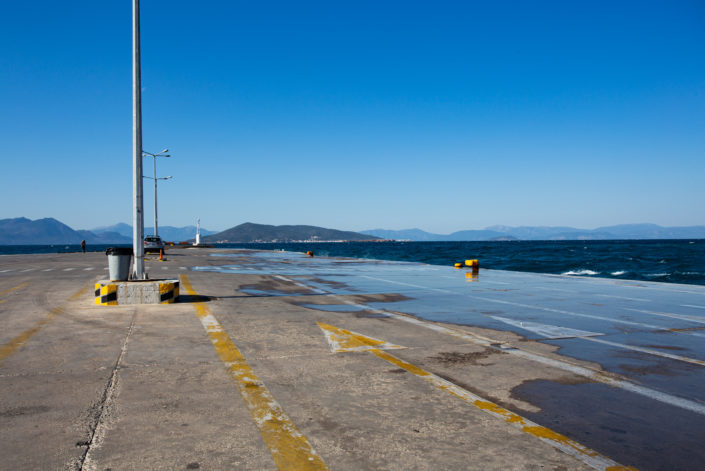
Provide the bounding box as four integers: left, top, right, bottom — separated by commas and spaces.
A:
94, 279, 180, 306
158, 281, 179, 303
95, 283, 118, 305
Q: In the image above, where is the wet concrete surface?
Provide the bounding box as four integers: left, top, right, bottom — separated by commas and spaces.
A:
2, 248, 704, 469
513, 380, 705, 471
197, 249, 705, 470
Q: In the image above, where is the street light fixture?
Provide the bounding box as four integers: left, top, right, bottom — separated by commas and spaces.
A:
142, 149, 171, 239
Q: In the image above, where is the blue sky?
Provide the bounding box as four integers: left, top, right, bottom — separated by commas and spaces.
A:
1, 1, 703, 233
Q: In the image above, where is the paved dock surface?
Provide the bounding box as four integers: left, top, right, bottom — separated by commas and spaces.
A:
1, 248, 704, 470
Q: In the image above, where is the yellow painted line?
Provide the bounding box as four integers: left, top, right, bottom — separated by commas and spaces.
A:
277, 271, 705, 416
321, 321, 404, 353
0, 282, 29, 296
0, 280, 93, 365
318, 322, 637, 471
180, 274, 328, 471
0, 306, 64, 364
70, 280, 96, 301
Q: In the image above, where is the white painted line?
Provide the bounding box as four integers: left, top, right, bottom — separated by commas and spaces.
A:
682, 304, 705, 310
362, 275, 456, 294
278, 275, 705, 417
42, 268, 54, 272
493, 315, 705, 366
583, 337, 705, 366
490, 316, 604, 339
20, 268, 35, 272
179, 266, 187, 270
274, 275, 326, 294
318, 323, 632, 471
0, 269, 12, 273
619, 284, 705, 296
162, 266, 169, 270
624, 308, 705, 325
534, 286, 575, 293
83, 267, 95, 271
63, 268, 75, 272
362, 274, 681, 333
472, 296, 705, 338
595, 294, 649, 302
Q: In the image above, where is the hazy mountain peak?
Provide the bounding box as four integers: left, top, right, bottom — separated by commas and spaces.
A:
364, 224, 705, 241
205, 223, 379, 243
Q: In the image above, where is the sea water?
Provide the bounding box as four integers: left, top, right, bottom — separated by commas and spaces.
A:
1, 239, 703, 286
215, 239, 705, 286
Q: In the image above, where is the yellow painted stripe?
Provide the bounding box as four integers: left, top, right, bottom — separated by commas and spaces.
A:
376, 348, 637, 470
0, 307, 64, 364
180, 275, 328, 471
159, 282, 174, 294
97, 283, 118, 306
318, 322, 637, 471
0, 282, 29, 296
101, 285, 117, 295
0, 280, 94, 364
94, 283, 102, 305
159, 281, 177, 304
69, 280, 96, 301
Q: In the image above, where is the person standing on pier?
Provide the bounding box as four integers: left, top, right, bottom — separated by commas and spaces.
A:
81, 240, 86, 253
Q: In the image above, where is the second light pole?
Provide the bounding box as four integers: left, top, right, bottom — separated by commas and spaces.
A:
143, 148, 172, 238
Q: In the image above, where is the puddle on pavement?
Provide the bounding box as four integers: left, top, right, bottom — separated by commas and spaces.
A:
239, 288, 290, 297
192, 248, 705, 470
428, 348, 505, 366
297, 303, 366, 312
195, 249, 705, 401
543, 335, 705, 399
295, 302, 391, 318
511, 379, 705, 471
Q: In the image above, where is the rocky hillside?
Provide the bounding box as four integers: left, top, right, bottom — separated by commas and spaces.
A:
204, 222, 380, 243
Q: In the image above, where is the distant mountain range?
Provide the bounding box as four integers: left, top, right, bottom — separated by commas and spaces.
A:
91, 223, 216, 242
203, 223, 379, 243
361, 224, 705, 241
0, 217, 215, 245
2, 218, 704, 245
0, 217, 93, 245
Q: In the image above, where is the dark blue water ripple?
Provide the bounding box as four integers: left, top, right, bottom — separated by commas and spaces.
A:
215, 239, 705, 286
2, 240, 703, 286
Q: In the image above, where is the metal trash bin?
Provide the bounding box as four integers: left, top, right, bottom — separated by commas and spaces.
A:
106, 247, 133, 281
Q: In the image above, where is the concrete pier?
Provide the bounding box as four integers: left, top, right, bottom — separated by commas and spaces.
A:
1, 248, 704, 470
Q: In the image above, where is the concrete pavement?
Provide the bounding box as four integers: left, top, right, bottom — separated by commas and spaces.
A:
2, 248, 701, 469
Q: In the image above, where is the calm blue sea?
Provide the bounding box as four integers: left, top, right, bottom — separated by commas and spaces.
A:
2, 240, 704, 286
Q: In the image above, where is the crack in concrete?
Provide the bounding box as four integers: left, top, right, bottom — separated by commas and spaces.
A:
72, 310, 137, 471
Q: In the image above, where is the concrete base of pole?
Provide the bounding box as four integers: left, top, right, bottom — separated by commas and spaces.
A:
95, 279, 179, 305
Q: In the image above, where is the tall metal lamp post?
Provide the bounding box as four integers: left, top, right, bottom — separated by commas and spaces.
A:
143, 149, 171, 238
132, 0, 145, 279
